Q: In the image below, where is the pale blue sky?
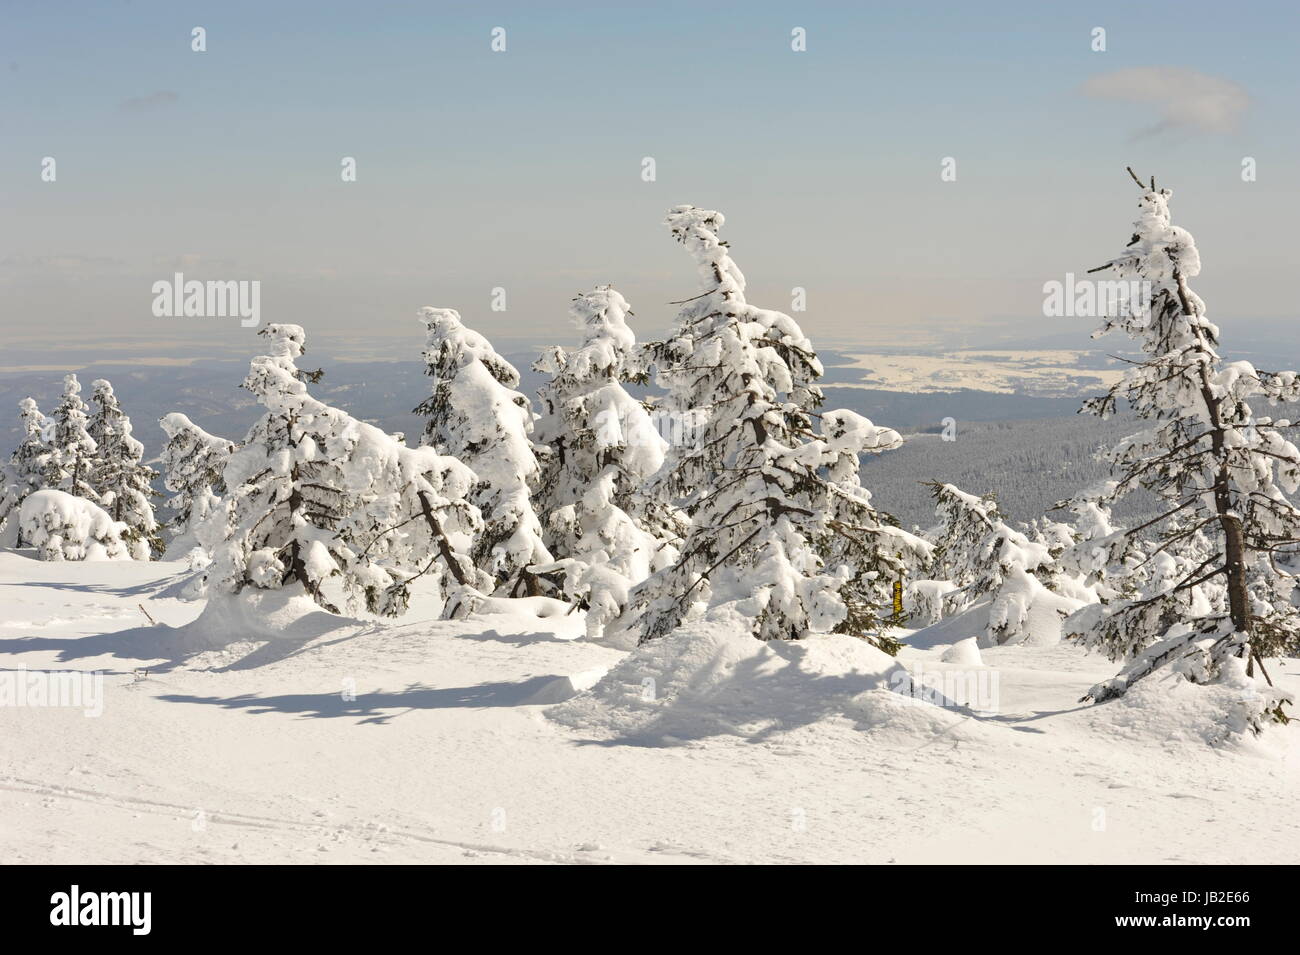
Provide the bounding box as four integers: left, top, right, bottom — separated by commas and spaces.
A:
3, 0, 1298, 361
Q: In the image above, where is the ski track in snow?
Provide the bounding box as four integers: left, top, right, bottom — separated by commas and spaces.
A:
2, 553, 1298, 865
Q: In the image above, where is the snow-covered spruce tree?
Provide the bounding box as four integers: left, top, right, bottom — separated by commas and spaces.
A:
919, 481, 1091, 646
414, 307, 552, 595
1067, 170, 1300, 728
0, 398, 53, 547
159, 412, 235, 558
44, 374, 99, 503
212, 324, 484, 617
923, 482, 1005, 614
531, 286, 678, 635
339, 437, 488, 618
210, 325, 349, 611
88, 379, 161, 558
622, 206, 926, 650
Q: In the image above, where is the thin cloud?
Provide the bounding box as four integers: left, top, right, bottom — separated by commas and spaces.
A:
1081, 67, 1248, 137
119, 90, 179, 112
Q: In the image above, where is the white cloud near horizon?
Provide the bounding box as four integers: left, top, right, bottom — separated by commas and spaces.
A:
1081, 67, 1249, 136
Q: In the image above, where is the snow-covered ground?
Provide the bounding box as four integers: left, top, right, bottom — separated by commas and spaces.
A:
2, 551, 1297, 865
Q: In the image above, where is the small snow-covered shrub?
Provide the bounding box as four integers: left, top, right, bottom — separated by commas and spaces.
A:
906, 579, 956, 626
19, 489, 130, 561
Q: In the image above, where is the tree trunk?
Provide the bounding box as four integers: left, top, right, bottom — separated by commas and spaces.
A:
1177, 271, 1253, 652
416, 489, 469, 586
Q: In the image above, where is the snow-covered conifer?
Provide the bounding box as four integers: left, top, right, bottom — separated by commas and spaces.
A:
159, 412, 235, 557
622, 206, 926, 649
45, 374, 99, 503
0, 398, 53, 547
1067, 170, 1300, 729
88, 379, 161, 558
531, 286, 678, 634
213, 324, 484, 617
414, 307, 552, 594
920, 482, 1092, 646
924, 482, 1005, 613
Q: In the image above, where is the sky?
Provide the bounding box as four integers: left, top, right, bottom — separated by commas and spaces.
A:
3, 0, 1299, 364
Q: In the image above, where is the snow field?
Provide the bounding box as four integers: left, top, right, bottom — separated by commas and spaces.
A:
2, 552, 1297, 865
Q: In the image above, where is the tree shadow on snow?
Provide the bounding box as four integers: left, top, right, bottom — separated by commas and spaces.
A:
0, 615, 376, 675
2, 572, 194, 601
0, 625, 203, 674
979, 704, 1091, 728
456, 628, 579, 646
157, 674, 567, 724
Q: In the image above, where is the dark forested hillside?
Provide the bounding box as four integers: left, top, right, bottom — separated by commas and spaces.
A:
863, 415, 1157, 530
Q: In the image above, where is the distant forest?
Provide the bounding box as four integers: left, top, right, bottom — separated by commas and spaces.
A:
864, 415, 1156, 531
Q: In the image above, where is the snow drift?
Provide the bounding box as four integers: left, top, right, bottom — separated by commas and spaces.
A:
111, 586, 370, 665
548, 607, 916, 742
905, 595, 1074, 652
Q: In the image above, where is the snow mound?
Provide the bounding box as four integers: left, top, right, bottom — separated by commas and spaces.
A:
547, 608, 912, 743
989, 580, 1080, 648
903, 601, 989, 650
906, 594, 1074, 652
522, 667, 609, 705
941, 637, 983, 665
1085, 663, 1285, 752
189, 588, 357, 641
472, 595, 573, 619
156, 587, 367, 662
845, 688, 995, 744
